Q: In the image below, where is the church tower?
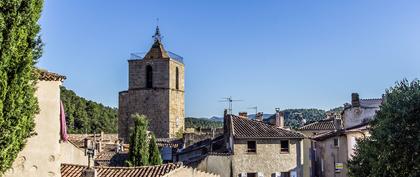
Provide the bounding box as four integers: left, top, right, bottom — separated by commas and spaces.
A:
119, 26, 185, 140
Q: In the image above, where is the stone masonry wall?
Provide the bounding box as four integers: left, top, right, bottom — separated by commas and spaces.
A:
119, 57, 185, 140
169, 60, 185, 137
233, 139, 302, 177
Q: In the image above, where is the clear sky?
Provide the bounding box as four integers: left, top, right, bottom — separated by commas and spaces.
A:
38, 0, 420, 118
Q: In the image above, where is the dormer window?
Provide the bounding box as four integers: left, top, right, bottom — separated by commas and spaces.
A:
146, 65, 153, 88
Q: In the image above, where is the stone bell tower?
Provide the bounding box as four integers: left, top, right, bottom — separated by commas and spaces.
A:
118, 26, 185, 141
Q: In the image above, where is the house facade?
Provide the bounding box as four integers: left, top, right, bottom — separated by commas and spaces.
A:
310, 93, 382, 177
298, 115, 336, 177
196, 111, 304, 177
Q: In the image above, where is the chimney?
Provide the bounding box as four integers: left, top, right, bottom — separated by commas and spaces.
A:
239, 112, 248, 118
275, 108, 284, 128
81, 168, 97, 177
256, 112, 263, 121
333, 114, 342, 130
351, 93, 360, 107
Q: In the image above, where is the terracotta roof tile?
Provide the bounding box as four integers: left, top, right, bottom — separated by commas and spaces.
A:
38, 69, 66, 81
61, 163, 181, 177
230, 115, 304, 139
298, 119, 335, 131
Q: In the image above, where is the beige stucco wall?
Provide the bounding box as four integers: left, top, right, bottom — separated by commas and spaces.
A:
316, 135, 348, 177
4, 80, 62, 177
164, 166, 220, 177
197, 155, 231, 177
232, 139, 302, 177
300, 130, 331, 177
343, 107, 379, 129
60, 141, 89, 166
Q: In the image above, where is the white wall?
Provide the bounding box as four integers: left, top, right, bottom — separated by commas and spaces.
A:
4, 80, 62, 177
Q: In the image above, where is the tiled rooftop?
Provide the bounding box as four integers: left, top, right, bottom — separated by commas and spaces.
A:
298, 118, 335, 131
230, 115, 304, 139
38, 69, 66, 81
61, 163, 181, 177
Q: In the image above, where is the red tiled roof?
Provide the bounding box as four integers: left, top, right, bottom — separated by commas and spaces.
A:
38, 69, 66, 81
156, 138, 183, 148
61, 163, 181, 177
230, 115, 304, 139
298, 119, 335, 131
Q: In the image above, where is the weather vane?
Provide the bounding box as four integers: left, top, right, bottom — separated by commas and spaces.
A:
153, 18, 163, 41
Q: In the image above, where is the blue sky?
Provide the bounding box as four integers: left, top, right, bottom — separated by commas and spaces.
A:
38, 0, 420, 118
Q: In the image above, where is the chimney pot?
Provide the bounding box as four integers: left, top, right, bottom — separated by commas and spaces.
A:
256, 112, 264, 121
351, 93, 360, 107
239, 112, 248, 118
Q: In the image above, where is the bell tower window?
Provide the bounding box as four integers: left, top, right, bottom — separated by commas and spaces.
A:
146, 65, 153, 88
175, 67, 179, 90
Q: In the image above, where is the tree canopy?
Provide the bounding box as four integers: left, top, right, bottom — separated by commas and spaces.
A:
60, 86, 117, 133
0, 0, 43, 174
126, 114, 150, 166
148, 134, 162, 165
348, 79, 420, 177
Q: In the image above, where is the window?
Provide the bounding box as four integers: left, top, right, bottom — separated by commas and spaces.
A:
334, 138, 339, 147
246, 173, 256, 177
247, 141, 256, 153
146, 65, 153, 88
281, 172, 290, 177
175, 67, 179, 89
280, 140, 289, 153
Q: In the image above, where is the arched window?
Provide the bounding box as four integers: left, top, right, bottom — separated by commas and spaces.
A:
175, 67, 179, 90
146, 65, 153, 88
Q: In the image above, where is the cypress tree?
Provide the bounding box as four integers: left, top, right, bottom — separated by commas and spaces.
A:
149, 134, 162, 165
126, 114, 149, 166
0, 0, 43, 174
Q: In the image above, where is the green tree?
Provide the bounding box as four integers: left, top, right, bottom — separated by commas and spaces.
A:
126, 114, 149, 166
0, 0, 44, 174
348, 79, 420, 177
60, 86, 117, 133
148, 134, 162, 165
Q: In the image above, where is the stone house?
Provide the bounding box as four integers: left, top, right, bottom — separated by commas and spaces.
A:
310, 93, 382, 177
297, 115, 335, 177
197, 111, 305, 177
4, 70, 89, 177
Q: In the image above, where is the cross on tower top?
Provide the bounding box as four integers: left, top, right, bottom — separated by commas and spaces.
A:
153, 25, 162, 42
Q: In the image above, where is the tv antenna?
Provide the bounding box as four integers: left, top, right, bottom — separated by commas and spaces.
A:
248, 106, 258, 115
219, 96, 243, 114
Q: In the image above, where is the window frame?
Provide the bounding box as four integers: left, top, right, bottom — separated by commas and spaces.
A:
333, 138, 339, 147
280, 140, 289, 153
247, 141, 257, 153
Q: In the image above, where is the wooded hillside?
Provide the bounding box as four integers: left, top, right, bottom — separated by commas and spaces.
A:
61, 86, 118, 133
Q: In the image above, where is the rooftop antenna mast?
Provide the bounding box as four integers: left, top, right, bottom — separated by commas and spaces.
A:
219, 96, 243, 114
248, 106, 258, 115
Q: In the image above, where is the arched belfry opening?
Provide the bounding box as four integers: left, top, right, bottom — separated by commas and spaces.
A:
146, 65, 153, 88
175, 67, 179, 90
